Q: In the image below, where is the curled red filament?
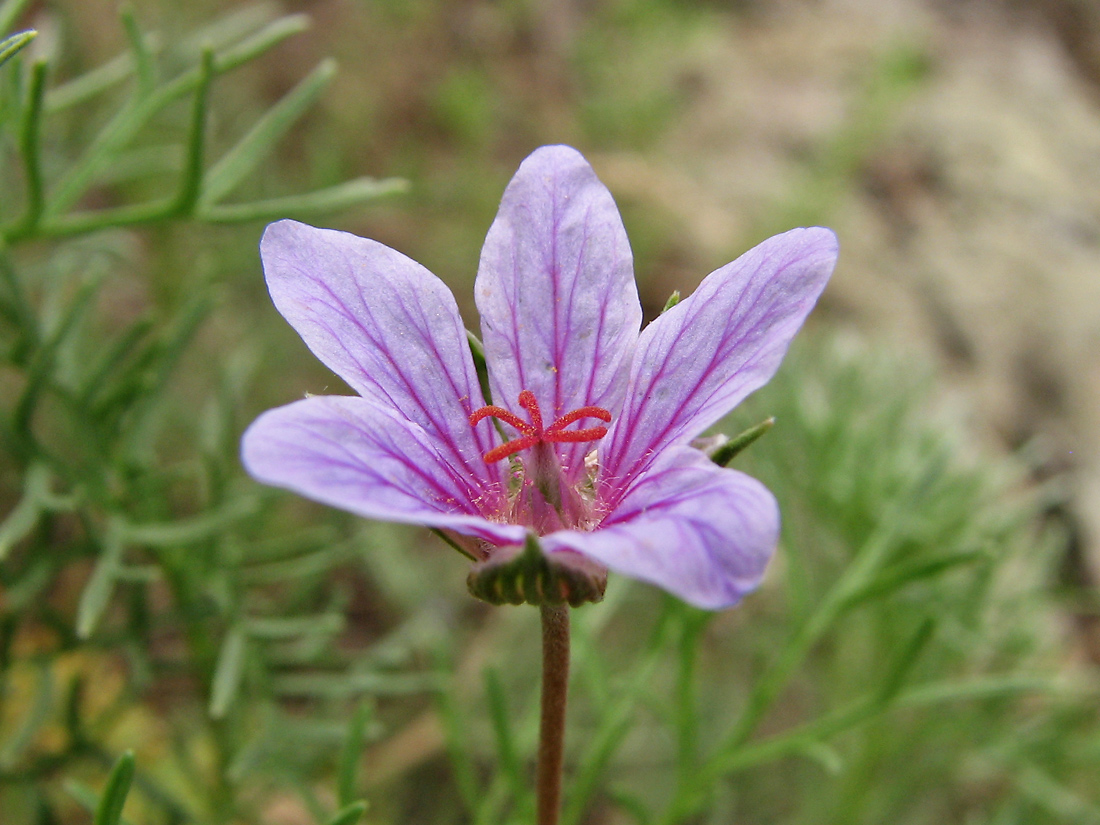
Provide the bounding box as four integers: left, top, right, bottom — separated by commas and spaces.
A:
469, 390, 611, 463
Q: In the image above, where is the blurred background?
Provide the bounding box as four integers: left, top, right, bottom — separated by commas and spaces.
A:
3, 0, 1100, 822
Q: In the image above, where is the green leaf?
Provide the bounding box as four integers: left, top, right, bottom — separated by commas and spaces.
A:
0, 462, 52, 561
94, 751, 136, 825
200, 58, 337, 207
43, 15, 309, 222
173, 47, 213, 215
198, 177, 407, 223
244, 613, 345, 640
876, 618, 936, 704
11, 57, 47, 236
323, 801, 368, 825
484, 668, 524, 799
0, 28, 34, 68
337, 702, 373, 807
118, 495, 259, 546
209, 625, 248, 719
75, 520, 126, 639
119, 6, 155, 93
212, 14, 311, 74
0, 659, 52, 768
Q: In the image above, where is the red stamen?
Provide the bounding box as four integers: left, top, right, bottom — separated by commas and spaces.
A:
545, 405, 612, 434
518, 390, 543, 432
469, 404, 529, 432
546, 425, 608, 443
469, 391, 611, 463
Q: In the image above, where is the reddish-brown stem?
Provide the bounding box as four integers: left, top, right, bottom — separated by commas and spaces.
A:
537, 604, 570, 825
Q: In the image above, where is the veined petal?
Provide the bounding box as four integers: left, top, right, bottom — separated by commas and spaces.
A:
241, 396, 527, 547
543, 448, 778, 609
260, 220, 496, 486
475, 146, 642, 476
603, 227, 837, 488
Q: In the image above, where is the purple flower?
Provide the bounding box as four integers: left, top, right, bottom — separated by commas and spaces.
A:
241, 146, 837, 609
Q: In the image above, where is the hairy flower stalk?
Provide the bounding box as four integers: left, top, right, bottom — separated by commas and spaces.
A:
241, 145, 837, 817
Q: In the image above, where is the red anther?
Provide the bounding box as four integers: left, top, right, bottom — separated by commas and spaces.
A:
469, 391, 611, 463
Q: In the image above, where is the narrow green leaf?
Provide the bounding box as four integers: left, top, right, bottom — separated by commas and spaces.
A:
0, 28, 34, 68
484, 668, 524, 798
430, 647, 479, 814
174, 47, 213, 215
76, 521, 126, 639
209, 625, 247, 719
12, 57, 46, 235
94, 751, 135, 825
181, 3, 282, 57
337, 703, 373, 807
46, 38, 156, 112
199, 177, 408, 223
118, 494, 258, 546
244, 613, 345, 640
200, 58, 337, 206
0, 462, 51, 560
661, 290, 680, 313
23, 200, 173, 241
119, 6, 155, 93
838, 549, 987, 609
77, 316, 154, 404
12, 270, 101, 436
272, 671, 441, 699
562, 611, 674, 825
211, 14, 311, 74
324, 801, 368, 825
44, 15, 308, 221
0, 659, 52, 768
876, 618, 936, 703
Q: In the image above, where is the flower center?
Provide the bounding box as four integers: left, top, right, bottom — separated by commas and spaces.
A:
469, 390, 611, 464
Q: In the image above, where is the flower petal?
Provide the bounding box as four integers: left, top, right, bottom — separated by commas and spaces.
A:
260, 219, 497, 486
241, 395, 527, 546
603, 227, 837, 487
543, 448, 778, 609
475, 146, 642, 475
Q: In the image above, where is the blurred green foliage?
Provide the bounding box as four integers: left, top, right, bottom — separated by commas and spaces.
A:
0, 2, 1097, 825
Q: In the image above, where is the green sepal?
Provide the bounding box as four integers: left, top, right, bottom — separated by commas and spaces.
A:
466, 328, 492, 405
710, 417, 775, 467
467, 533, 606, 607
